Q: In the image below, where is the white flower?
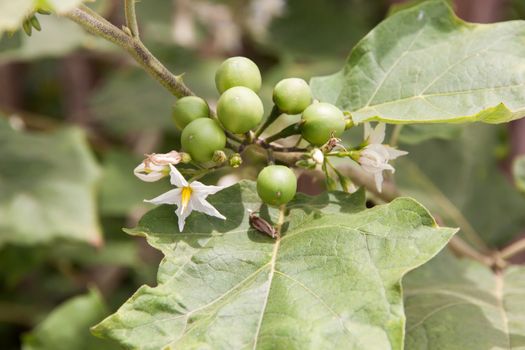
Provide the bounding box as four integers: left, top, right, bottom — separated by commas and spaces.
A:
358, 123, 408, 192
134, 151, 182, 182
145, 165, 227, 232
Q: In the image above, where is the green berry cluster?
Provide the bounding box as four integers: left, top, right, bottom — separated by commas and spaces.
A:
171, 56, 349, 207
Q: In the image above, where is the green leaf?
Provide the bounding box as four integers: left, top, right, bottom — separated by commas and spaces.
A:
266, 0, 383, 59
0, 120, 102, 247
398, 124, 463, 145
92, 181, 455, 349
396, 124, 525, 248
22, 289, 120, 350
0, 16, 110, 63
311, 0, 525, 124
0, 0, 88, 34
90, 69, 175, 136
513, 155, 525, 195
404, 251, 525, 349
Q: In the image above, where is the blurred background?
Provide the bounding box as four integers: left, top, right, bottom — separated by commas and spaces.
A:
1, 0, 525, 349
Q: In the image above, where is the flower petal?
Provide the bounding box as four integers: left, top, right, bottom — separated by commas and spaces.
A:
169, 164, 188, 187
133, 163, 167, 182
191, 196, 226, 220
384, 146, 409, 160
175, 200, 193, 232
191, 181, 228, 196
144, 188, 182, 205
369, 123, 386, 144
374, 172, 384, 193
364, 122, 372, 140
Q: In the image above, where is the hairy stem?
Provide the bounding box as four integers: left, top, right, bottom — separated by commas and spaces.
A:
500, 237, 525, 260
124, 0, 140, 38
64, 5, 193, 98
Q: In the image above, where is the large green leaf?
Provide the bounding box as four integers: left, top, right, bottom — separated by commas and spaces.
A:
0, 121, 102, 246
0, 0, 88, 34
396, 124, 525, 248
310, 0, 525, 124
404, 251, 525, 349
22, 289, 120, 350
92, 181, 455, 349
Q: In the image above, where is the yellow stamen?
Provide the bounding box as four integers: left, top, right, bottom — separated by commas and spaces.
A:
181, 186, 193, 214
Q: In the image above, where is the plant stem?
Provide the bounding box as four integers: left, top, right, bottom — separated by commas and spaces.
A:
448, 236, 495, 267
254, 106, 281, 138
64, 5, 194, 98
275, 204, 287, 238
500, 237, 525, 260
124, 0, 140, 38
264, 123, 301, 144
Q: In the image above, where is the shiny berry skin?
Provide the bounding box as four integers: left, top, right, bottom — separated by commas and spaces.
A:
272, 78, 312, 114
215, 56, 262, 94
181, 118, 226, 163
257, 165, 297, 206
217, 86, 264, 134
172, 96, 210, 130
301, 103, 345, 146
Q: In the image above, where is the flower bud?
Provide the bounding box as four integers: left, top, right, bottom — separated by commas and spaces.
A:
229, 153, 243, 168
147, 151, 182, 165
344, 112, 354, 130
311, 148, 324, 164
180, 152, 192, 164
213, 150, 227, 164
134, 151, 182, 182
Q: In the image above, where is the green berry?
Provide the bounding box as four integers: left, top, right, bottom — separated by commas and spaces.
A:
301, 103, 345, 146
217, 86, 264, 134
257, 165, 297, 206
181, 118, 226, 163
272, 78, 312, 114
215, 56, 262, 93
172, 96, 209, 130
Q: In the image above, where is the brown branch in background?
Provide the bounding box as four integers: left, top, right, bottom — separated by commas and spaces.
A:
64, 5, 195, 98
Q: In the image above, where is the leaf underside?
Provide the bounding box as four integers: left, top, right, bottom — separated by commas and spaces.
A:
311, 0, 525, 125
93, 181, 455, 350
404, 251, 525, 350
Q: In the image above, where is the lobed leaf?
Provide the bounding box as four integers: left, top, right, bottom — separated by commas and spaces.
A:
0, 120, 102, 247
22, 289, 120, 350
92, 181, 455, 349
311, 0, 525, 125
0, 0, 89, 34
404, 251, 525, 349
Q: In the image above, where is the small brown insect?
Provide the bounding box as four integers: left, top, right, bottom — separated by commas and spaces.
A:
249, 211, 277, 239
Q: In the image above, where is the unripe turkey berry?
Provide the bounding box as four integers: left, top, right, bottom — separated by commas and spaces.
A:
257, 165, 297, 206
181, 118, 226, 163
272, 78, 312, 114
215, 56, 262, 94
172, 96, 209, 130
217, 86, 264, 134
301, 103, 345, 146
